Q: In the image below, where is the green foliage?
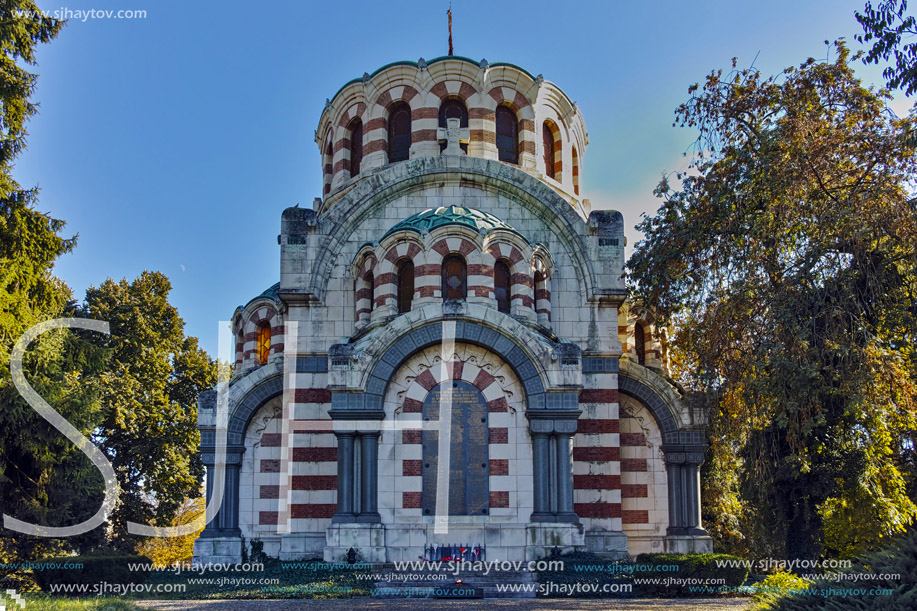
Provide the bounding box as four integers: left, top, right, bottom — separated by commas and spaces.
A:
0, 0, 113, 571
634, 553, 750, 597
11, 597, 143, 610
81, 271, 217, 549
856, 1, 917, 96
135, 497, 204, 568
629, 41, 917, 560
533, 551, 635, 598
756, 527, 917, 609
751, 571, 812, 610
144, 558, 372, 600
32, 555, 152, 593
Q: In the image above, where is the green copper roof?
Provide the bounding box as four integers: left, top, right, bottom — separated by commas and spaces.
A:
383, 206, 526, 241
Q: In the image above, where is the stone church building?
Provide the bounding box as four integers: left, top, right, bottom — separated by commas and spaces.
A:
193, 56, 711, 564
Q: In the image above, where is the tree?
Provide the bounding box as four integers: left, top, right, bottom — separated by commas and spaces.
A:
856, 1, 917, 96
628, 42, 917, 559
135, 496, 205, 567
81, 272, 216, 549
0, 2, 111, 573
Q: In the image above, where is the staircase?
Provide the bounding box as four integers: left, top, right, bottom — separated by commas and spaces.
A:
371, 562, 538, 599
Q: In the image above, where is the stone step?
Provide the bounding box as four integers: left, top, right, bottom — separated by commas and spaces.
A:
372, 569, 537, 599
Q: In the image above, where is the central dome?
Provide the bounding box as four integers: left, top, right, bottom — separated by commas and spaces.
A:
382, 206, 526, 241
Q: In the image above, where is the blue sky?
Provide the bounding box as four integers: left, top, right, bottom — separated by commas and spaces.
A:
17, 0, 912, 356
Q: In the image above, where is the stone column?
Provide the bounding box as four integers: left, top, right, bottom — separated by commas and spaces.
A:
223, 462, 241, 535
332, 432, 356, 522
530, 431, 553, 521
664, 449, 708, 536
199, 446, 244, 537
554, 431, 578, 523
201, 464, 219, 536
684, 456, 705, 534
357, 431, 381, 522
666, 459, 684, 533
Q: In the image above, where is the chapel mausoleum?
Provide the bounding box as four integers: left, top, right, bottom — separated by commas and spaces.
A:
192, 55, 712, 565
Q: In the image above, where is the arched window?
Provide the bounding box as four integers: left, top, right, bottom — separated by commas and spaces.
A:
397, 259, 414, 314
323, 139, 333, 195
257, 322, 271, 366
494, 260, 511, 313
365, 272, 375, 312
542, 122, 556, 179
635, 323, 646, 366
441, 254, 467, 300
348, 120, 363, 176
388, 102, 412, 162
572, 146, 580, 195
439, 98, 468, 153
495, 105, 518, 164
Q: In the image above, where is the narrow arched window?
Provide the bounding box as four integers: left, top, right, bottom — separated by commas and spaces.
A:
439, 98, 468, 153
543, 122, 556, 179
495, 106, 518, 164
397, 259, 414, 314
348, 119, 363, 176
388, 102, 412, 162
323, 139, 333, 195
635, 323, 646, 366
572, 146, 580, 195
365, 272, 375, 312
441, 254, 467, 300
257, 323, 271, 365
494, 260, 511, 314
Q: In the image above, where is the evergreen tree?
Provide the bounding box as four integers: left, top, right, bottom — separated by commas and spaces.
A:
0, 2, 110, 568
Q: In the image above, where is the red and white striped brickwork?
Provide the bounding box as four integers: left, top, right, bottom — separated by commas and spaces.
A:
364, 229, 541, 322
241, 375, 340, 537
314, 59, 586, 208
234, 304, 285, 373
619, 396, 668, 548
353, 253, 376, 329
379, 344, 531, 523
573, 371, 622, 532
618, 306, 666, 369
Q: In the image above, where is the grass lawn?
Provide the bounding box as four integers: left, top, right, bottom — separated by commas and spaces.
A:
140, 558, 372, 600
12, 596, 142, 610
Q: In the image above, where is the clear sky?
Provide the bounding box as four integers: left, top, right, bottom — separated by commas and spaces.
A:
16, 0, 912, 356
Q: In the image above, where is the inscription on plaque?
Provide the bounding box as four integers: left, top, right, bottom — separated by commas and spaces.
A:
421, 380, 490, 515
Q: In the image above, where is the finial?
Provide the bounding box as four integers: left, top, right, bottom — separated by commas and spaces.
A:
418, 57, 427, 70
362, 72, 371, 85
324, 98, 331, 110
535, 74, 544, 85
479, 58, 489, 70
447, 4, 454, 56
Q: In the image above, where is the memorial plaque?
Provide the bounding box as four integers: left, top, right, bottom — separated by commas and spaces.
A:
422, 380, 490, 515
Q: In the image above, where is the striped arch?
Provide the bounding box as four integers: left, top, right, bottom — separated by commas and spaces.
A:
426, 232, 486, 300
331, 102, 367, 183
532, 246, 555, 327
373, 238, 424, 314
484, 238, 535, 312
241, 304, 284, 368
542, 118, 563, 180
364, 86, 419, 162
322, 132, 334, 196
488, 87, 536, 166
399, 357, 511, 415
353, 251, 377, 330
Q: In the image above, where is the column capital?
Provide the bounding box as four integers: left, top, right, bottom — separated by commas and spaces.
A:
662, 445, 707, 465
